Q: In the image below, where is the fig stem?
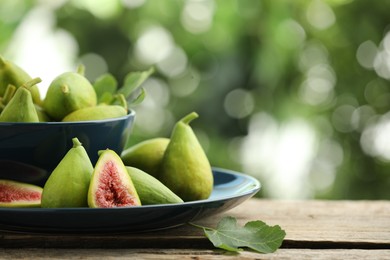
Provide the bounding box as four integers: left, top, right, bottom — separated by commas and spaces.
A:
97, 149, 108, 156
77, 64, 85, 76
116, 94, 128, 111
3, 84, 16, 104
180, 112, 199, 125
22, 77, 42, 89
72, 137, 82, 148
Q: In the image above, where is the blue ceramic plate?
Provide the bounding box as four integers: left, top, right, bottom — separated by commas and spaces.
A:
0, 168, 260, 234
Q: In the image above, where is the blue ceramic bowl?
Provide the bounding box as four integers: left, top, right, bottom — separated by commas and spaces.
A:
0, 110, 135, 187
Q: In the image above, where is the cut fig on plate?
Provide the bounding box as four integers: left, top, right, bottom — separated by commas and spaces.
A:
0, 179, 42, 207
88, 149, 141, 208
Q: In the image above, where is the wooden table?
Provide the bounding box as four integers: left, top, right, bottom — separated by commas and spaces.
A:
1, 199, 389, 259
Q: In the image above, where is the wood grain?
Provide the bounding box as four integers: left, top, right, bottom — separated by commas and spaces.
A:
227, 199, 390, 245
1, 248, 390, 260
1, 199, 389, 257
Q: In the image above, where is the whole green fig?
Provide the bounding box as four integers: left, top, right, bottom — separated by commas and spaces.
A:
158, 112, 213, 202
0, 78, 41, 122
121, 138, 170, 178
43, 65, 97, 121
41, 137, 94, 208
126, 166, 183, 205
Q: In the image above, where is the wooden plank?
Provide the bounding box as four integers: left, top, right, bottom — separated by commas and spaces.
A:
226, 199, 390, 245
1, 248, 390, 260
1, 199, 389, 249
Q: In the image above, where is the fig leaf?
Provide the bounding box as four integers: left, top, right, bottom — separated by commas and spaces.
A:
93, 73, 118, 103
190, 216, 286, 254
117, 67, 154, 100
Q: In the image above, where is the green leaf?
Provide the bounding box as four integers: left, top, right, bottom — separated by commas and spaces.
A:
99, 92, 115, 105
93, 73, 118, 103
127, 87, 146, 107
117, 67, 154, 99
191, 216, 286, 254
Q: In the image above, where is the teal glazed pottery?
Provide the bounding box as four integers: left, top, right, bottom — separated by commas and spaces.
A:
0, 110, 135, 186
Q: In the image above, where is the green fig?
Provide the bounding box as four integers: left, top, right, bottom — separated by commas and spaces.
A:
88, 149, 141, 208
0, 56, 42, 105
0, 78, 41, 122
34, 104, 51, 122
121, 138, 170, 178
0, 179, 42, 208
62, 94, 128, 122
126, 166, 183, 205
43, 64, 97, 121
41, 138, 93, 208
158, 112, 213, 202
61, 104, 127, 122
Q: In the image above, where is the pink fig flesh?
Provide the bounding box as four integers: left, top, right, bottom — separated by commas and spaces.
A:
88, 150, 141, 208
96, 160, 138, 207
0, 180, 42, 207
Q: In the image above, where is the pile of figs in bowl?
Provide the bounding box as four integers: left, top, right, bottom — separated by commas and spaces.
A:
0, 55, 147, 190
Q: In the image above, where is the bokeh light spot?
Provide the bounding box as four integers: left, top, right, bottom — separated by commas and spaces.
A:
135, 26, 174, 65
71, 0, 120, 19
181, 0, 214, 34
240, 113, 317, 199
364, 79, 390, 108
275, 19, 306, 50
360, 112, 390, 161
373, 32, 390, 80
351, 105, 376, 132
169, 68, 200, 97
299, 41, 329, 71
331, 105, 356, 133
356, 40, 377, 69
79, 53, 108, 82
224, 89, 255, 119
306, 0, 336, 30
157, 46, 188, 78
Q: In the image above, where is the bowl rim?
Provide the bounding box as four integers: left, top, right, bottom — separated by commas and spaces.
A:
0, 109, 135, 126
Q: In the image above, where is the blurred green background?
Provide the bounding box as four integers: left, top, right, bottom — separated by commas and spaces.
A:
1, 0, 390, 200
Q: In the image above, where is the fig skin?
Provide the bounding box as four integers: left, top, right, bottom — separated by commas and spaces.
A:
126, 166, 183, 205
121, 138, 170, 178
158, 112, 213, 202
0, 179, 42, 208
43, 67, 97, 121
0, 56, 42, 105
41, 137, 93, 208
0, 78, 41, 122
88, 149, 141, 208
62, 105, 127, 122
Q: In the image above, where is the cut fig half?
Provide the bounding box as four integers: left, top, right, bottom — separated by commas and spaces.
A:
88, 149, 141, 208
0, 179, 42, 207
